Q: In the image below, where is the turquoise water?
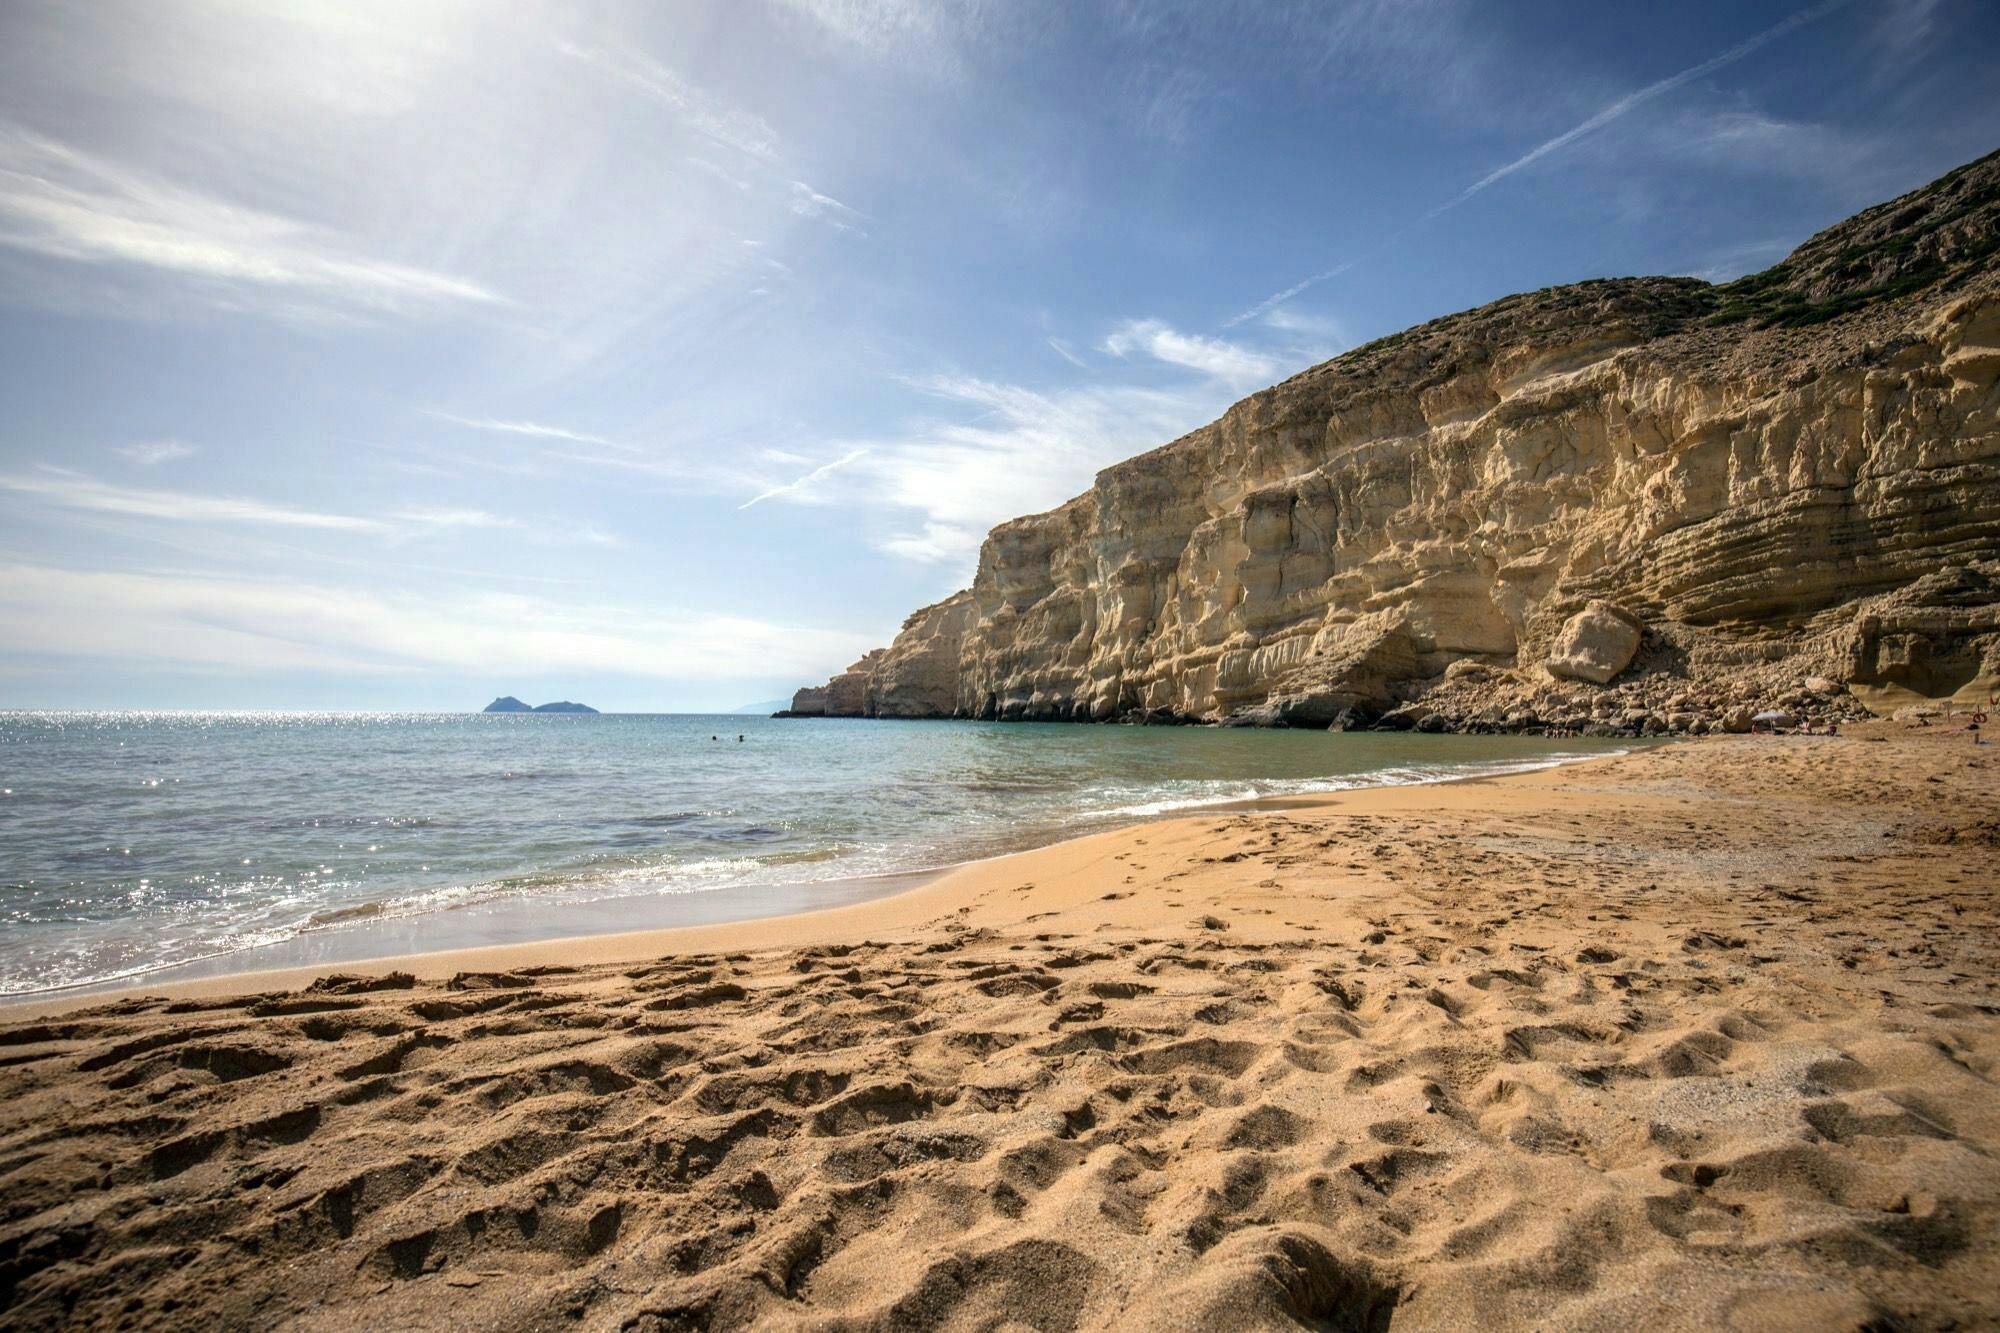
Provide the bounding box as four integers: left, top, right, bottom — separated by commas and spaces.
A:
0, 712, 1628, 996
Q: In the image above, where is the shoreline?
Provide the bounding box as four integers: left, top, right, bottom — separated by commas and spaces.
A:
0, 743, 1633, 1017
4, 725, 1995, 1327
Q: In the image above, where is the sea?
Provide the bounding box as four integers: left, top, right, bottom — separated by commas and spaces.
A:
0, 711, 1631, 999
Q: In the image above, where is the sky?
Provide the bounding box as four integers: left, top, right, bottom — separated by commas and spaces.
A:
1, 0, 1996, 712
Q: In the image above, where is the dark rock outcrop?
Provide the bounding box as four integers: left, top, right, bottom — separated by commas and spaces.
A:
482, 697, 599, 715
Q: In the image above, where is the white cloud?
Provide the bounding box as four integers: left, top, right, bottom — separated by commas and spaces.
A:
1046, 337, 1088, 368
1628, 105, 1900, 199
769, 0, 974, 75
1104, 318, 1278, 385
877, 520, 983, 564
422, 410, 619, 448
846, 373, 1242, 569
379, 434, 764, 496
0, 126, 506, 321
739, 448, 870, 509
689, 157, 754, 191
1680, 237, 1794, 284
113, 440, 196, 466
556, 41, 780, 161
1227, 261, 1362, 329
0, 562, 878, 682
0, 470, 385, 532
1260, 306, 1346, 341
788, 181, 865, 232
729, 340, 1333, 570
392, 507, 522, 530
2, 471, 617, 548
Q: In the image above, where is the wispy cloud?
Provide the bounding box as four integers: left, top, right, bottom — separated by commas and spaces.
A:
1679, 237, 1795, 284
769, 0, 974, 77
391, 506, 623, 548
391, 506, 522, 530
733, 322, 1334, 566
0, 562, 879, 682
1424, 0, 1859, 221
0, 469, 385, 532
1105, 318, 1278, 385
378, 433, 764, 497
870, 375, 1233, 566
0, 126, 506, 321
1227, 262, 1362, 329
113, 440, 196, 466
739, 448, 870, 509
788, 181, 865, 233
754, 373, 1243, 569
556, 41, 779, 161
1260, 306, 1346, 341
558, 43, 859, 244
1228, 0, 1859, 323
422, 410, 619, 448
1, 471, 612, 548
1046, 337, 1088, 369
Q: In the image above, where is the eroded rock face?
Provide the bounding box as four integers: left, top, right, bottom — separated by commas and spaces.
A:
1546, 603, 1644, 685
795, 152, 2000, 728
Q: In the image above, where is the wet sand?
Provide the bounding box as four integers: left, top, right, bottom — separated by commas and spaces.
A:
1, 726, 1995, 1329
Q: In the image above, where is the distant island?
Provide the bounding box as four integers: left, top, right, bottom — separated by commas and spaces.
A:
482, 696, 600, 714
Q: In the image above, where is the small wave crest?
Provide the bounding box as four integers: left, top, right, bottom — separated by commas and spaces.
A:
1078, 751, 1615, 820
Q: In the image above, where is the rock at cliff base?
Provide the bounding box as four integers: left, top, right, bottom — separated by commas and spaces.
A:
1246, 615, 1419, 727
1546, 603, 1644, 685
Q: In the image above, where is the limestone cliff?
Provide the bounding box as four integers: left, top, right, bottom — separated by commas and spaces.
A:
790, 151, 2000, 733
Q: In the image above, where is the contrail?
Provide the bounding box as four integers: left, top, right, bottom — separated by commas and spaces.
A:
738, 448, 869, 510
1226, 0, 1858, 327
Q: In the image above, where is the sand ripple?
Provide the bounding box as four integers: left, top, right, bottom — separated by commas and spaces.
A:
0, 730, 1995, 1329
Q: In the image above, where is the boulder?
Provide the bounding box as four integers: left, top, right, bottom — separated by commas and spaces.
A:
1545, 602, 1645, 685
1259, 614, 1420, 725
1374, 703, 1425, 731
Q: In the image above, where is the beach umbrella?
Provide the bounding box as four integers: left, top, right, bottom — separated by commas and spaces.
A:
1751, 710, 1791, 723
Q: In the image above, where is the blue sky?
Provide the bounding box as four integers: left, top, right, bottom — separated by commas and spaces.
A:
1, 0, 1996, 712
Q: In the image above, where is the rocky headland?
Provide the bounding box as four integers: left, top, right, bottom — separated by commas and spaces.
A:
482, 698, 600, 715
786, 151, 2000, 736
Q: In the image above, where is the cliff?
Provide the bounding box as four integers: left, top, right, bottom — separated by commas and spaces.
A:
789, 151, 2000, 734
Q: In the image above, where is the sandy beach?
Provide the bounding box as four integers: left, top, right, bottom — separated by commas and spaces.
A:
1, 726, 1996, 1329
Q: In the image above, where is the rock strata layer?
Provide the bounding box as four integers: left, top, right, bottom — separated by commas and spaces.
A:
788, 152, 2000, 733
